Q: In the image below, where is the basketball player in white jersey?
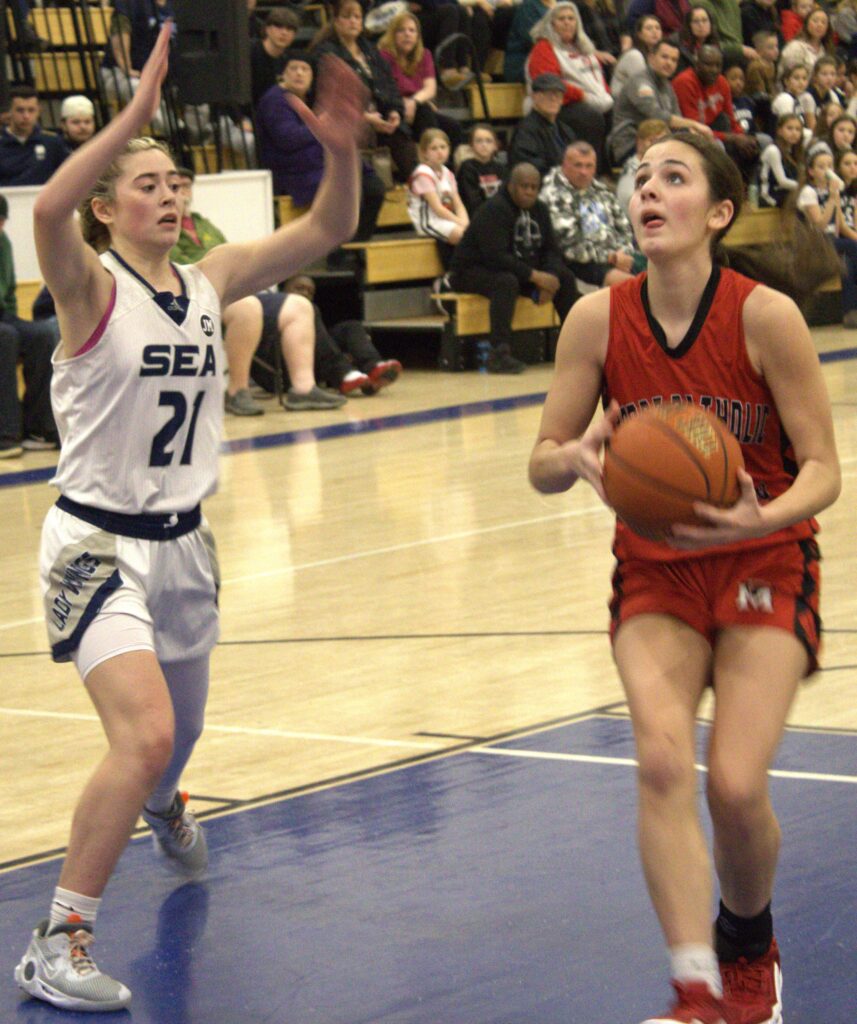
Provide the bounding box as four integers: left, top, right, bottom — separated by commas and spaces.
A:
14, 23, 366, 1013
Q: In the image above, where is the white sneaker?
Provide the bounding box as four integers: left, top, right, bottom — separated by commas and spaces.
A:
142, 790, 208, 876
14, 917, 131, 1012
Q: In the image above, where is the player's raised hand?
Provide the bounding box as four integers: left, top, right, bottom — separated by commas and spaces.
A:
286, 54, 369, 157
130, 20, 172, 130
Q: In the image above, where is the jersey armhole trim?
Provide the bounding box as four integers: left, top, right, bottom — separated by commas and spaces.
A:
75, 278, 117, 357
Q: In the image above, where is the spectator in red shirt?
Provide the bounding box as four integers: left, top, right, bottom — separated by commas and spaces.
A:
781, 0, 813, 42
378, 12, 462, 153
672, 43, 760, 175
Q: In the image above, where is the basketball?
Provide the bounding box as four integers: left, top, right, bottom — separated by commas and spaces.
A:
603, 404, 744, 540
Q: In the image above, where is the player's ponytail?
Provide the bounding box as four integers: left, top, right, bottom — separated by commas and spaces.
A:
79, 137, 174, 252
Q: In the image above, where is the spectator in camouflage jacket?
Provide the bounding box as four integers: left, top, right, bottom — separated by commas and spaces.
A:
539, 140, 637, 288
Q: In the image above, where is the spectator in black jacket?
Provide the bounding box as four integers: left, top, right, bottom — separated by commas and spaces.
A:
456, 124, 506, 215
250, 6, 300, 107
449, 163, 579, 373
313, 0, 417, 179
740, 0, 782, 49
508, 73, 576, 174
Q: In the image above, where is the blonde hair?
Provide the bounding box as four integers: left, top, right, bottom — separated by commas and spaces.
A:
637, 118, 669, 143
378, 12, 424, 79
418, 128, 450, 157
79, 137, 175, 252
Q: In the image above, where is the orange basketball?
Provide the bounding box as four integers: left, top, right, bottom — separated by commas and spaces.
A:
603, 404, 744, 540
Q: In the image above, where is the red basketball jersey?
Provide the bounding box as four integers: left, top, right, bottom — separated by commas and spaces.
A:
604, 266, 818, 561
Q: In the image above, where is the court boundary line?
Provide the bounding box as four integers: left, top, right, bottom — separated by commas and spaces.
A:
0, 391, 551, 491
472, 744, 857, 785
5, 704, 856, 875
0, 700, 630, 874
2, 349, 856, 491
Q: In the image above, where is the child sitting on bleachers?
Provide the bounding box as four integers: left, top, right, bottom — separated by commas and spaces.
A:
835, 146, 857, 237
407, 128, 470, 245
758, 113, 804, 207
456, 124, 506, 216
771, 62, 816, 143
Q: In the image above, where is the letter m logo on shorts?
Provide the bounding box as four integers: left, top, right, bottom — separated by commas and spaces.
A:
736, 580, 774, 614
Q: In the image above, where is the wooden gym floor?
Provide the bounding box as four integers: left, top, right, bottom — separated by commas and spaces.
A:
0, 324, 855, 1021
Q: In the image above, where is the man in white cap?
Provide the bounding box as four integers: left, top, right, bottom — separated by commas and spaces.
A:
59, 95, 96, 151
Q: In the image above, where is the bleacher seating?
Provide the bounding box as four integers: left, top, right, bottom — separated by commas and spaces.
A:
6, 6, 840, 366
277, 187, 411, 230
16, 282, 42, 322
5, 5, 109, 96
29, 6, 112, 47
467, 83, 525, 122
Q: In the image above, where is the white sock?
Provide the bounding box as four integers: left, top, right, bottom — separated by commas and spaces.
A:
342, 370, 364, 383
670, 943, 723, 997
49, 887, 101, 929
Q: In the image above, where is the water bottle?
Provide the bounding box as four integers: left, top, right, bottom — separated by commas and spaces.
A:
476, 339, 491, 373
747, 183, 759, 209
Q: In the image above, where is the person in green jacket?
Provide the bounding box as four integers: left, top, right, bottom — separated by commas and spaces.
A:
698, 0, 758, 62
168, 169, 228, 264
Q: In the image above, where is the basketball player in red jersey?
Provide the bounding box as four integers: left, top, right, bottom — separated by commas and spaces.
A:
529, 132, 840, 1024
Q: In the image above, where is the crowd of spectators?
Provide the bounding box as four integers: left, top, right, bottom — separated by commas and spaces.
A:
4, 0, 857, 426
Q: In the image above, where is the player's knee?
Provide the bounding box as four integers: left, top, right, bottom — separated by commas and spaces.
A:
223, 295, 262, 330
129, 725, 175, 787
174, 713, 205, 751
281, 292, 313, 329
706, 766, 768, 830
635, 741, 694, 797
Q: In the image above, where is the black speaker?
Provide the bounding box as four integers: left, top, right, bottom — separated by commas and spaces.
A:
172, 0, 251, 106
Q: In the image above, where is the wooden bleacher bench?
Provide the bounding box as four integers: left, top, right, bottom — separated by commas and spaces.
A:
189, 144, 249, 175
342, 234, 557, 369
344, 235, 444, 284
276, 186, 411, 230
376, 186, 411, 229
31, 52, 104, 93
723, 206, 839, 293
437, 292, 559, 336
5, 5, 110, 93
467, 82, 525, 121
29, 6, 112, 47
16, 281, 43, 323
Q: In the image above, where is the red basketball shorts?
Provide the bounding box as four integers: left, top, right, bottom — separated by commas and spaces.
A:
609, 538, 822, 674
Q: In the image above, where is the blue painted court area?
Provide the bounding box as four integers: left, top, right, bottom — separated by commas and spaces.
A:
2, 715, 855, 1024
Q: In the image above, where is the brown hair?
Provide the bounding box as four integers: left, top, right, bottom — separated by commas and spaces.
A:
378, 12, 424, 78
798, 5, 834, 52
774, 114, 806, 180
469, 122, 497, 144
78, 137, 174, 252
311, 0, 362, 50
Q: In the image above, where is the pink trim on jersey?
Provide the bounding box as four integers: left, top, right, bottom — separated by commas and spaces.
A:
75, 279, 117, 356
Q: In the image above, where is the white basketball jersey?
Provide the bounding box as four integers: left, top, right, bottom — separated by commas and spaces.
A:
50, 250, 224, 514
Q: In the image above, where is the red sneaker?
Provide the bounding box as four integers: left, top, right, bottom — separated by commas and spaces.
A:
641, 980, 730, 1024
720, 938, 783, 1024
362, 359, 402, 394
339, 372, 372, 396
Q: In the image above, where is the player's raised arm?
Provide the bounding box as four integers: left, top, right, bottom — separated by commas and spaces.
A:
199, 55, 368, 307
32, 20, 172, 324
